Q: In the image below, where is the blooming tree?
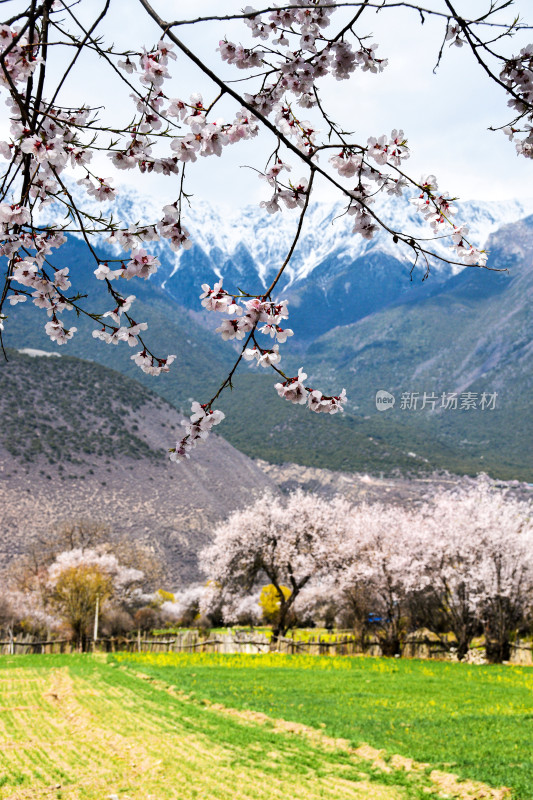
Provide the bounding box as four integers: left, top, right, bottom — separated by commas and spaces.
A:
0, 588, 59, 638
199, 489, 354, 641
332, 502, 427, 655
47, 547, 144, 646
199, 480, 533, 659
1, 1, 532, 460
422, 481, 533, 661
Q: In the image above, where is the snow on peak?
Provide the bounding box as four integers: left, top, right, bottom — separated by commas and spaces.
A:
98, 186, 533, 283
39, 181, 533, 286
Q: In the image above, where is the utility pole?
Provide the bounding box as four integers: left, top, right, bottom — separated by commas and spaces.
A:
93, 594, 100, 647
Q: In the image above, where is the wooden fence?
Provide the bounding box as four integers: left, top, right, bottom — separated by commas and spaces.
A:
1, 631, 531, 664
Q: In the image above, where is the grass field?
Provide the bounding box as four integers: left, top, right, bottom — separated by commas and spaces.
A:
0, 654, 531, 800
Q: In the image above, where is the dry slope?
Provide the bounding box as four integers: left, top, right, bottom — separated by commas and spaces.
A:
0, 350, 275, 583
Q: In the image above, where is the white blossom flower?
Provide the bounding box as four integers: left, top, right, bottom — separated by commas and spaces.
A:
45, 320, 77, 344
94, 264, 124, 281
275, 368, 308, 404
53, 267, 70, 290
8, 292, 26, 305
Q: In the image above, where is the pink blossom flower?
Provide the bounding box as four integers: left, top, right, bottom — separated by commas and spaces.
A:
53, 267, 70, 290
124, 249, 160, 279
0, 203, 30, 226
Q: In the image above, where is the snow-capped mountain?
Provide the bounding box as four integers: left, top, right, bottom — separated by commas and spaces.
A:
41, 183, 533, 339
59, 183, 533, 282
164, 193, 533, 285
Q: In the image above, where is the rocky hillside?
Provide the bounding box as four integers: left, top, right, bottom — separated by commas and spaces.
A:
0, 351, 275, 584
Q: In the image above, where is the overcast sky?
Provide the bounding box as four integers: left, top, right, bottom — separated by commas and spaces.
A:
4, 0, 533, 208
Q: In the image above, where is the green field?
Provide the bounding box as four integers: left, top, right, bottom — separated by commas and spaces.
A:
1, 654, 531, 799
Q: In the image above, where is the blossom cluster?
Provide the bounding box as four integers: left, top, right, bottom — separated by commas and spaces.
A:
0, 224, 78, 343
191, 278, 347, 454
201, 278, 292, 348
277, 370, 347, 413
170, 401, 225, 462
0, 66, 95, 343
213, 4, 389, 163
0, 32, 154, 351
327, 139, 487, 266
410, 175, 488, 267
238, 2, 388, 119
445, 23, 466, 49
115, 40, 260, 170
259, 161, 310, 214
0, 23, 41, 89
501, 46, 533, 159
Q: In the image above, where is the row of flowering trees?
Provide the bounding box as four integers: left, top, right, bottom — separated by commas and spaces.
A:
3, 481, 532, 660
190, 481, 533, 662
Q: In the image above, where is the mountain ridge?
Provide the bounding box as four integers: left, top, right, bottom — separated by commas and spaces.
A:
43, 183, 533, 282
59, 184, 533, 339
